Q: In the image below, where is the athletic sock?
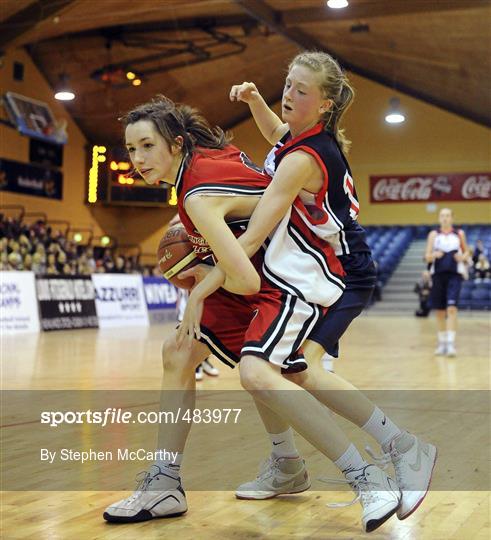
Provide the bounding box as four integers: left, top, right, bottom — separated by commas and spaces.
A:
362, 406, 403, 448
438, 331, 447, 344
321, 352, 335, 372
269, 428, 299, 459
154, 451, 183, 484
447, 330, 456, 344
334, 443, 369, 474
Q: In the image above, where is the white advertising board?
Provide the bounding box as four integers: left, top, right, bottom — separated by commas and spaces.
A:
0, 271, 40, 334
92, 274, 149, 328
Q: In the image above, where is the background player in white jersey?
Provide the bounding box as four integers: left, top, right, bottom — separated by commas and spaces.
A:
425, 208, 470, 356
180, 51, 437, 523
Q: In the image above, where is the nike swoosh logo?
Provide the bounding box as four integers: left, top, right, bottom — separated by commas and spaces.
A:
409, 441, 423, 472
382, 416, 387, 426
272, 478, 294, 488
272, 441, 284, 446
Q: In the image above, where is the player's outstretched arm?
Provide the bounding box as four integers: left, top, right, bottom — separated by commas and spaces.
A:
230, 82, 288, 145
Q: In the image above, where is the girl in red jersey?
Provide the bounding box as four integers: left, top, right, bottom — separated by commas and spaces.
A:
104, 95, 401, 533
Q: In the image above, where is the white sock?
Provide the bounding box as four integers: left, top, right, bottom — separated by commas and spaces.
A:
321, 353, 335, 372
269, 428, 299, 458
362, 407, 402, 449
155, 451, 183, 479
438, 331, 447, 344
334, 443, 368, 474
447, 331, 456, 344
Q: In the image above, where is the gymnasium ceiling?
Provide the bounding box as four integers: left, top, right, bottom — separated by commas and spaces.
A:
1, 0, 490, 145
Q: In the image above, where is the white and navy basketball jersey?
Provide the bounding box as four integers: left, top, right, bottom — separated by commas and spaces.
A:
263, 123, 371, 258
430, 228, 466, 276
176, 145, 345, 307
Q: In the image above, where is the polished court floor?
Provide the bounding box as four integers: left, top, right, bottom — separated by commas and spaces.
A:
1, 313, 490, 539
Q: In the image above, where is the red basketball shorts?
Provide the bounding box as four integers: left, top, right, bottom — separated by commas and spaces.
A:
199, 283, 324, 374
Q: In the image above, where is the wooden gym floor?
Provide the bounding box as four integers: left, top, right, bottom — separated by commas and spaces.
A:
1, 314, 490, 539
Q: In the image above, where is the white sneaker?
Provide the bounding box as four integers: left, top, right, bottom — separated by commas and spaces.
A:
103, 466, 187, 523
235, 455, 310, 500
434, 343, 447, 355
202, 358, 219, 377
446, 344, 456, 357
383, 432, 437, 520
326, 465, 401, 533
195, 365, 203, 381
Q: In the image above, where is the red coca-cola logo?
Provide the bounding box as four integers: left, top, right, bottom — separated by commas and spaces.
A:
462, 175, 491, 200
372, 177, 433, 201
371, 172, 491, 203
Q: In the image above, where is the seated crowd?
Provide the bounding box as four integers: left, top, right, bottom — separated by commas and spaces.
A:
0, 215, 144, 276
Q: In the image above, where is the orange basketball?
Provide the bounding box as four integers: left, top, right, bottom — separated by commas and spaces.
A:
157, 225, 199, 289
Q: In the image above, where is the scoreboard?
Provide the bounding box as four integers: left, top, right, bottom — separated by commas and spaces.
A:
87, 145, 176, 207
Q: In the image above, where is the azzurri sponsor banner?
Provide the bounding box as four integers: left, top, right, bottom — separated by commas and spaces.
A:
0, 271, 40, 334
0, 158, 63, 200
92, 274, 149, 328
36, 275, 98, 331
143, 276, 177, 325
370, 172, 491, 203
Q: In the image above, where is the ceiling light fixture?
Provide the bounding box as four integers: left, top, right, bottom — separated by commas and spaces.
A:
327, 0, 349, 9
54, 73, 75, 101
385, 97, 405, 124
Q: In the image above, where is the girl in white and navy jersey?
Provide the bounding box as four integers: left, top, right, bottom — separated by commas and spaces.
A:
228, 51, 436, 525
425, 208, 470, 356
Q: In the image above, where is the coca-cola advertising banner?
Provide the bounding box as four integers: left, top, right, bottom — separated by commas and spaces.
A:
370, 173, 490, 203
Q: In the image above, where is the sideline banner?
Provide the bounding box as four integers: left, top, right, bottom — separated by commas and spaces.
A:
370, 172, 491, 203
0, 271, 40, 334
36, 275, 98, 331
92, 274, 148, 328
143, 276, 177, 324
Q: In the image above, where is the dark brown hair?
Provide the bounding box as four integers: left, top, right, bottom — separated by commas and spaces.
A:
120, 95, 231, 165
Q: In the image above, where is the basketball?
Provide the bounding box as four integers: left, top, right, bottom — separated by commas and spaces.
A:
157, 225, 199, 289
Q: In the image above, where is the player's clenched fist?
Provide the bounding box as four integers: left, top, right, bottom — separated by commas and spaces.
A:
229, 82, 260, 103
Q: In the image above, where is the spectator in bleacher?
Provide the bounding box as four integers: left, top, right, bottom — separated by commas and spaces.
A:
474, 253, 490, 282
425, 208, 470, 357
114, 255, 126, 274
23, 253, 33, 271
7, 251, 22, 270
31, 252, 46, 274
56, 250, 68, 274
0, 251, 9, 271
85, 247, 97, 273
472, 239, 488, 266
46, 253, 58, 274
414, 270, 432, 317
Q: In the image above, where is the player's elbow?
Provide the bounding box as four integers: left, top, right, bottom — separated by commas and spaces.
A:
228, 272, 260, 295
240, 273, 261, 295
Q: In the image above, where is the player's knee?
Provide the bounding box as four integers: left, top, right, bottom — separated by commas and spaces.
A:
239, 356, 272, 392
161, 333, 195, 372
447, 305, 458, 314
